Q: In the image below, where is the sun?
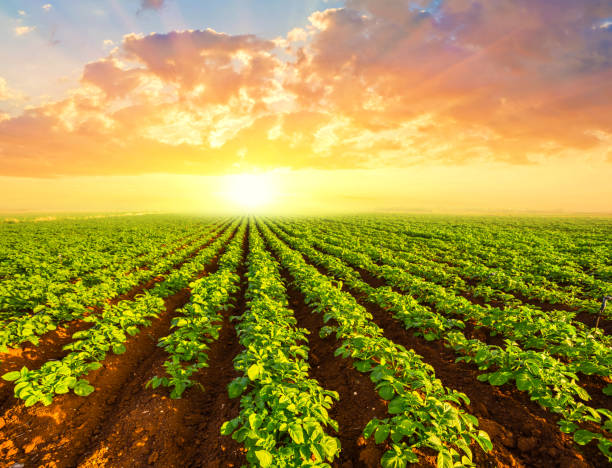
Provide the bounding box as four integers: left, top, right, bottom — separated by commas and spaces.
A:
221, 173, 276, 211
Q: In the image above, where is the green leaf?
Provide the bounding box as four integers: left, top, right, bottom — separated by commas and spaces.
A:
289, 423, 305, 444
388, 397, 405, 414
363, 419, 380, 439
515, 373, 533, 391
255, 450, 273, 467
378, 384, 394, 401
355, 360, 372, 372
112, 343, 126, 354
381, 449, 409, 468
320, 436, 339, 459
24, 395, 39, 407
74, 380, 95, 397
41, 394, 53, 406
249, 413, 263, 431
220, 418, 239, 436
574, 429, 598, 446
575, 385, 590, 401
88, 362, 103, 371
474, 349, 489, 363
148, 377, 162, 389
603, 384, 612, 396
476, 430, 493, 452
578, 361, 600, 375
437, 450, 453, 468
228, 379, 246, 398
170, 382, 186, 399
2, 371, 21, 381
55, 383, 70, 394
375, 424, 390, 444
489, 371, 511, 386
247, 363, 261, 381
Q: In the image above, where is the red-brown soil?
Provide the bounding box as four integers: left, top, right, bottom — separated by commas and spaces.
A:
0, 227, 246, 468
357, 296, 604, 467
0, 223, 609, 468
284, 278, 402, 468
79, 265, 248, 468
284, 238, 608, 468
0, 223, 231, 407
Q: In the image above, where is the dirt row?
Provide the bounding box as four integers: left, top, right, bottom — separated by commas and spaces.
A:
353, 266, 612, 418
0, 224, 247, 468
314, 224, 610, 334
284, 278, 394, 468
0, 222, 230, 409
65, 224, 216, 284
0, 221, 609, 468
270, 230, 608, 468
275, 224, 612, 409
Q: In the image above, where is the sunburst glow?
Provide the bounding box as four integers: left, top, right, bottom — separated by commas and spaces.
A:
221, 173, 276, 211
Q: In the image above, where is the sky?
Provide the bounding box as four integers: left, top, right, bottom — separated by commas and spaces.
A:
0, 0, 611, 214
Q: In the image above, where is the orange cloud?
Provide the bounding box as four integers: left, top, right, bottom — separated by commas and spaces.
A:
0, 1, 611, 178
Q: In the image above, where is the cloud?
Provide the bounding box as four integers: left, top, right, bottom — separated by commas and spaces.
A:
82, 59, 145, 99
1, 1, 611, 177
287, 0, 612, 161
42, 4, 52, 12
120, 29, 276, 98
0, 78, 16, 101
17, 10, 26, 17
14, 26, 35, 36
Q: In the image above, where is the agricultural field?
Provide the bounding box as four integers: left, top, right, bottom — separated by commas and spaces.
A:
0, 214, 611, 468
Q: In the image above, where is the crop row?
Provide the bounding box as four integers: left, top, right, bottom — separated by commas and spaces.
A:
258, 221, 492, 468
221, 223, 340, 467
0, 222, 221, 316
0, 215, 221, 279
0, 220, 229, 352
278, 220, 612, 377
2, 219, 240, 405
149, 220, 247, 397
267, 221, 612, 460
334, 217, 611, 305
301, 219, 603, 316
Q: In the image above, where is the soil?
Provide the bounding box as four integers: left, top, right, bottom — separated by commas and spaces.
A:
574, 312, 612, 335
0, 222, 610, 468
321, 223, 608, 337
281, 236, 609, 468
79, 240, 249, 468
283, 276, 405, 468
0, 223, 231, 407
0, 226, 245, 468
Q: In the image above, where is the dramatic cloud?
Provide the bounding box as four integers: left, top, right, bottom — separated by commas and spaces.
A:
1, 0, 611, 177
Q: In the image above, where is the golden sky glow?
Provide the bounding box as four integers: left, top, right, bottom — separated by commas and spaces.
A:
220, 173, 278, 211
0, 0, 611, 213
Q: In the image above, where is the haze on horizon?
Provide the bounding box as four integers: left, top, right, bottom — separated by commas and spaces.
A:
0, 0, 611, 214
